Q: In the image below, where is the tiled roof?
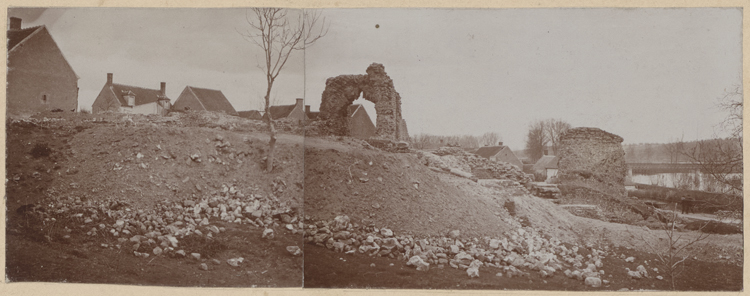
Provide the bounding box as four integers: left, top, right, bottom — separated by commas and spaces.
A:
7, 25, 42, 51
111, 83, 166, 106
533, 155, 559, 171
267, 104, 297, 119
187, 86, 238, 116
475, 146, 505, 159
238, 110, 263, 119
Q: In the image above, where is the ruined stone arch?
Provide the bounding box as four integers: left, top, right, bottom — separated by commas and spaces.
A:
318, 63, 408, 141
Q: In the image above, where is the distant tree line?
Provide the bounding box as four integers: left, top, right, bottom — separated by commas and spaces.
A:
409, 132, 502, 150
524, 118, 571, 163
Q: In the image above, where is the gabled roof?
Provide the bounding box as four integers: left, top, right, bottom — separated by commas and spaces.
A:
348, 104, 362, 117
186, 86, 237, 115
110, 83, 167, 106
8, 25, 42, 51
533, 155, 559, 171
306, 111, 320, 120
267, 104, 297, 119
475, 146, 506, 159
238, 110, 263, 119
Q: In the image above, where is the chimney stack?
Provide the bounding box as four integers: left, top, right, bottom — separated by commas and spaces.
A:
498, 141, 503, 146
305, 105, 310, 114
107, 73, 113, 85
9, 17, 21, 30
160, 82, 166, 95
295, 98, 304, 107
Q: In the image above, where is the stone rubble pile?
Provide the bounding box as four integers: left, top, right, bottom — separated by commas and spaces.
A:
305, 215, 612, 287
35, 179, 301, 259
417, 147, 532, 184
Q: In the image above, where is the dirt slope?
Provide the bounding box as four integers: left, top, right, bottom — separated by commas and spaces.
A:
5, 111, 305, 286
303, 140, 580, 241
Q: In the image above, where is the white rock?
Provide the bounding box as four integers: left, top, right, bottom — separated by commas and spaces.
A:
625, 256, 635, 263
262, 228, 274, 239
287, 246, 303, 256
407, 255, 430, 271
585, 277, 602, 287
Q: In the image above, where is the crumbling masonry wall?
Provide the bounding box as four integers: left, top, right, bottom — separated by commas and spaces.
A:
318, 63, 408, 141
557, 127, 627, 193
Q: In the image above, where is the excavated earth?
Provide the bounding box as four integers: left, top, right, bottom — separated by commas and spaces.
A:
5, 111, 304, 287
4, 111, 743, 291
303, 138, 743, 291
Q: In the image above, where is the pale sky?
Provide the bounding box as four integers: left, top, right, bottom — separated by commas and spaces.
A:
8, 8, 742, 150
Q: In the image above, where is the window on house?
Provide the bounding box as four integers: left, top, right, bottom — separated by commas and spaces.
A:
41, 94, 48, 104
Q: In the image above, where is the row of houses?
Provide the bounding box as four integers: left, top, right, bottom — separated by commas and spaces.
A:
7, 17, 378, 139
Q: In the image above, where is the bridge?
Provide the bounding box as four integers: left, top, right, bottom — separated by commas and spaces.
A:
627, 162, 705, 174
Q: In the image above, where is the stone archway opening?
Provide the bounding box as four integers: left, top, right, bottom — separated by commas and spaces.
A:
318, 63, 408, 141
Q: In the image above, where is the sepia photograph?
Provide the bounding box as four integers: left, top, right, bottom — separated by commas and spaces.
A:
4, 4, 745, 293
300, 7, 743, 291
6, 8, 306, 287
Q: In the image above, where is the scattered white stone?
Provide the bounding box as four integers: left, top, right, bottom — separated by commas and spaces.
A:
153, 246, 163, 255
286, 246, 303, 256
407, 255, 430, 271
625, 256, 635, 263
191, 253, 201, 260
200, 263, 208, 271
262, 228, 274, 239
585, 277, 602, 287
226, 257, 244, 267
467, 260, 482, 278
657, 275, 664, 280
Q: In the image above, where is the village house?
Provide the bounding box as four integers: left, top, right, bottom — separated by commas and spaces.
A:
7, 17, 79, 114
532, 155, 560, 182
263, 98, 308, 123
172, 86, 238, 116
305, 104, 377, 139
474, 142, 523, 169
238, 110, 263, 120
91, 73, 171, 115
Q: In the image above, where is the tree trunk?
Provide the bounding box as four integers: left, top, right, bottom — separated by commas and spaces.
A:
264, 89, 277, 173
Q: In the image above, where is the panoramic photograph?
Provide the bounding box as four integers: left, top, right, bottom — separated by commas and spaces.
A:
300, 8, 743, 291
4, 6, 744, 292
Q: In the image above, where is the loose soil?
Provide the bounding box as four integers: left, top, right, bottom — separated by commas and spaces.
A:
302, 138, 743, 291
5, 111, 304, 287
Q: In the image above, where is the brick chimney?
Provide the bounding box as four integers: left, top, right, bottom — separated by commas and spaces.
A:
160, 82, 166, 96
9, 17, 21, 30
295, 98, 303, 107
498, 141, 503, 146
305, 105, 310, 114
107, 73, 113, 85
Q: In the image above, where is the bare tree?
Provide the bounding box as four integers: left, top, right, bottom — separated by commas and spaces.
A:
663, 136, 685, 163
525, 120, 548, 163
543, 118, 571, 155
240, 8, 328, 172
680, 86, 742, 202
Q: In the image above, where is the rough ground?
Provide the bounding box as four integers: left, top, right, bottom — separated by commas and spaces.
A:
5, 111, 304, 287
302, 137, 743, 291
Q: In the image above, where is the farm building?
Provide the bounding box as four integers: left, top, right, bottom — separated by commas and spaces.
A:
532, 155, 560, 182
238, 110, 263, 120
172, 86, 238, 116
7, 17, 79, 114
474, 143, 523, 169
263, 98, 307, 123
91, 73, 171, 115
305, 104, 377, 139
347, 104, 376, 139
